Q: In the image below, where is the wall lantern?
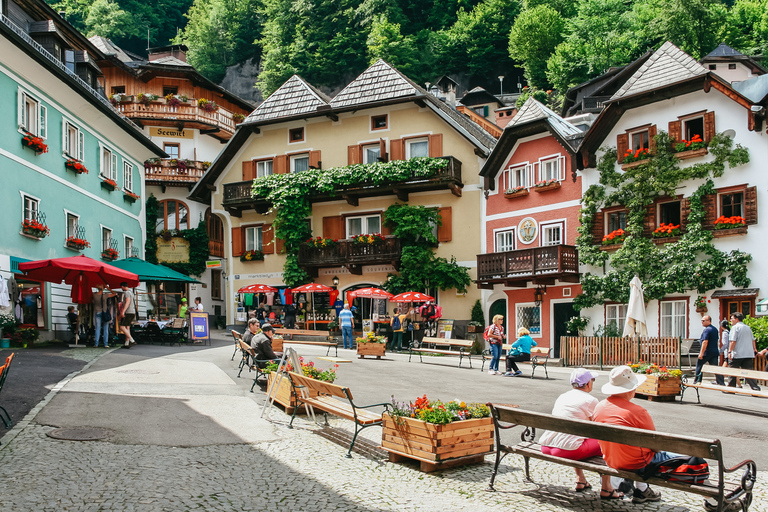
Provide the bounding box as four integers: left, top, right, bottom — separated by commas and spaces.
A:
534, 285, 547, 307
332, 276, 340, 287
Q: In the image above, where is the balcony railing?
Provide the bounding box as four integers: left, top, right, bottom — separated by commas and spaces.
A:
580, 96, 611, 113
144, 159, 209, 185
298, 236, 401, 274
116, 101, 237, 136
476, 245, 579, 287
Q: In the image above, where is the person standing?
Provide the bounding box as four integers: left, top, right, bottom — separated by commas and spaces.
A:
118, 282, 136, 348
389, 308, 407, 351
339, 303, 355, 349
192, 297, 204, 311
283, 302, 296, 329
727, 312, 761, 391
694, 315, 724, 385
178, 298, 188, 317
719, 319, 730, 366
503, 327, 537, 377
92, 284, 116, 348
485, 314, 505, 375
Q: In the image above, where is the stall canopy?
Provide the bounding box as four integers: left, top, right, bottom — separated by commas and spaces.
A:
237, 284, 278, 294
18, 255, 140, 289
109, 257, 201, 283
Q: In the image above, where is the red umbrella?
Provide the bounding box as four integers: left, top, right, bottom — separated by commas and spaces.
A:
347, 287, 393, 300
18, 255, 140, 288
237, 284, 278, 294
292, 283, 334, 329
70, 272, 92, 304
389, 291, 434, 303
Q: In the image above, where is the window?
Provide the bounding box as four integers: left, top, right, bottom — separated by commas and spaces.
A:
363, 144, 380, 164
684, 117, 704, 141
101, 146, 117, 180
709, 64, 717, 70
728, 63, 737, 70
606, 304, 628, 331
721, 192, 743, 218
502, 165, 528, 190
156, 200, 189, 232
211, 269, 222, 299
19, 90, 47, 138
101, 227, 112, 252
346, 215, 381, 237
539, 157, 561, 182
517, 304, 541, 336
245, 226, 263, 251
660, 300, 687, 337
289, 127, 304, 142
541, 222, 563, 246
111, 86, 125, 95
406, 137, 429, 158
163, 143, 179, 159
65, 50, 75, 72
495, 229, 516, 252
163, 86, 178, 96
124, 236, 134, 258
256, 159, 273, 178
63, 121, 84, 160
206, 210, 224, 257
23, 195, 39, 222
66, 213, 79, 238
630, 130, 649, 151
659, 200, 681, 225
371, 115, 387, 130
123, 162, 133, 191
607, 211, 627, 232
290, 153, 309, 173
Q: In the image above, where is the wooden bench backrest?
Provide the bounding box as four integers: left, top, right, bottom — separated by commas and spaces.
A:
706, 365, 768, 380
531, 347, 550, 356
288, 371, 351, 400
491, 404, 721, 461
231, 330, 243, 342
276, 328, 330, 335
422, 336, 473, 347
238, 339, 255, 356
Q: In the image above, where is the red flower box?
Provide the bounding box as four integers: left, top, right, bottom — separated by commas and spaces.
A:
21, 133, 48, 154
65, 159, 89, 174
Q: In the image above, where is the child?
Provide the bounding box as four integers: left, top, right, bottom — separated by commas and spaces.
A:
66, 306, 78, 330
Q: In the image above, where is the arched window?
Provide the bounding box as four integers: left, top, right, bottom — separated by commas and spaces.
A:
156, 200, 189, 232
206, 208, 224, 257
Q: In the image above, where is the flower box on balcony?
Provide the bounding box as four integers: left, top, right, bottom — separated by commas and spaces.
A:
65, 237, 90, 251
101, 249, 119, 261
533, 181, 560, 193
101, 178, 118, 192
503, 188, 529, 199
65, 159, 89, 174
675, 147, 708, 160
123, 191, 140, 203
240, 250, 264, 262
21, 220, 49, 239
712, 226, 748, 238
21, 133, 48, 154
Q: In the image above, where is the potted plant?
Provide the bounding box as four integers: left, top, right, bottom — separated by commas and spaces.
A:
66, 236, 91, 250
714, 216, 746, 230
164, 93, 188, 107
21, 133, 48, 154
65, 159, 89, 174
652, 223, 681, 239
240, 249, 264, 262
533, 179, 561, 192
264, 358, 338, 413
695, 296, 709, 313
565, 315, 590, 335
622, 147, 651, 165
233, 113, 246, 123
503, 186, 528, 198
21, 218, 50, 239
352, 233, 386, 245
629, 362, 682, 398
601, 228, 626, 246
306, 237, 338, 249
137, 93, 159, 106
0, 312, 18, 347
197, 98, 219, 113
123, 190, 140, 203
101, 248, 119, 261
674, 134, 707, 153
101, 178, 119, 191
356, 331, 387, 359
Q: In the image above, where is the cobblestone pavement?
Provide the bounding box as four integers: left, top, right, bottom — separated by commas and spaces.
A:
0, 338, 764, 512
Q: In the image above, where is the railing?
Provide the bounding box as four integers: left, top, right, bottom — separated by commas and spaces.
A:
209, 239, 224, 257
456, 105, 502, 138
223, 181, 254, 205
102, 237, 119, 253
559, 336, 681, 369
298, 237, 401, 268
581, 96, 611, 112
117, 102, 237, 134
477, 245, 579, 282
144, 159, 208, 184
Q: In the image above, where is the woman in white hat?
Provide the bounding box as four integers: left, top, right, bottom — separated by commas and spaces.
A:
539, 368, 622, 499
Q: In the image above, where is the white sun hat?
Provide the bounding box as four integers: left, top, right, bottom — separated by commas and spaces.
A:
601, 365, 647, 395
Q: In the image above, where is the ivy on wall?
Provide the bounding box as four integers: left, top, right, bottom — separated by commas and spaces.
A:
575, 131, 751, 310
145, 194, 210, 277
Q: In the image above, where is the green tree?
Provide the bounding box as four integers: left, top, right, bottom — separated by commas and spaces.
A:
522, 0, 576, 18
85, 0, 138, 39
508, 4, 565, 87
366, 16, 419, 77
720, 0, 768, 55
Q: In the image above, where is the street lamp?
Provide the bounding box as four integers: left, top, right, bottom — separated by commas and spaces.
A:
534, 285, 547, 307
498, 76, 504, 96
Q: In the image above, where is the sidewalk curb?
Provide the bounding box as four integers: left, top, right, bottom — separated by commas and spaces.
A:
0, 347, 116, 450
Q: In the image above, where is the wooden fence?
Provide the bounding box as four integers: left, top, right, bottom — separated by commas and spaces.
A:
560, 336, 682, 369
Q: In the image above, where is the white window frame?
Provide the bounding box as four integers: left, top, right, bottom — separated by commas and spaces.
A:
362, 143, 380, 164
606, 304, 628, 331
346, 214, 381, 237
62, 119, 84, 160
245, 225, 263, 252
516, 302, 542, 338
256, 159, 273, 178
18, 88, 47, 138
500, 164, 530, 192
540, 220, 565, 246
101, 226, 113, 252
124, 235, 134, 258
100, 144, 118, 180
406, 137, 429, 159
290, 153, 309, 173
65, 211, 80, 238
494, 228, 516, 252
123, 161, 134, 192
660, 300, 687, 338
21, 193, 40, 222
538, 154, 565, 182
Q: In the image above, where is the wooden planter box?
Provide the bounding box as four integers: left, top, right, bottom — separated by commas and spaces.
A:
533, 182, 561, 193
599, 243, 624, 251
272, 336, 283, 352
381, 413, 494, 472
635, 375, 681, 399
675, 147, 708, 160
652, 235, 681, 245
266, 372, 319, 414
503, 189, 528, 199
712, 226, 748, 238
357, 342, 386, 359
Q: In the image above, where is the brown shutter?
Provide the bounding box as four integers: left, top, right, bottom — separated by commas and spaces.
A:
232, 227, 243, 257
704, 111, 716, 142
242, 160, 255, 181
347, 145, 362, 165
592, 211, 605, 245
390, 138, 405, 161
669, 120, 682, 145
437, 207, 452, 242
323, 215, 344, 240
380, 212, 391, 235
745, 186, 758, 225
617, 133, 629, 163
680, 198, 691, 231
309, 150, 321, 169
262, 223, 274, 254
428, 134, 443, 157
273, 155, 288, 174
702, 194, 718, 230
648, 124, 657, 153
642, 203, 656, 237
379, 138, 388, 162
276, 237, 285, 254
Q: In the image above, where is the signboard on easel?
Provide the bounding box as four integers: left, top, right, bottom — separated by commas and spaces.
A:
190, 311, 209, 342
437, 319, 454, 339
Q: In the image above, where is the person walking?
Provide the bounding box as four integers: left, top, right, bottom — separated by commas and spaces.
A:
694, 315, 724, 385
92, 284, 116, 347
485, 314, 505, 375
503, 327, 537, 376
727, 312, 761, 391
118, 282, 136, 348
719, 319, 730, 366
389, 308, 407, 351
339, 303, 355, 349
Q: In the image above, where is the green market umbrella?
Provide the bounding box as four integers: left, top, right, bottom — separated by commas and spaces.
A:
109, 257, 201, 283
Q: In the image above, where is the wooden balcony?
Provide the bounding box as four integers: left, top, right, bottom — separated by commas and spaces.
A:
476, 245, 580, 288
298, 237, 401, 275
222, 156, 463, 217
115, 101, 237, 140
144, 159, 209, 186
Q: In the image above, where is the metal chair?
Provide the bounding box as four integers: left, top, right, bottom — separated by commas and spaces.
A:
0, 353, 16, 428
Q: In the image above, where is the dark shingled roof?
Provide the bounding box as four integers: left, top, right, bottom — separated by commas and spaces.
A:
245, 75, 331, 123
705, 43, 745, 58
330, 59, 417, 108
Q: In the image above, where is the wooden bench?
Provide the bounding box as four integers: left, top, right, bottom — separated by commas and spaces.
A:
275, 328, 331, 339
480, 346, 551, 378
272, 336, 338, 357
409, 336, 473, 368
681, 366, 768, 403
286, 371, 390, 457
230, 329, 243, 360
488, 404, 756, 511
0, 353, 16, 429
235, 340, 276, 392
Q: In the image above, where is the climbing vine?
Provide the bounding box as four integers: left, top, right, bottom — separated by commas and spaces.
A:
145, 194, 210, 277
575, 131, 751, 310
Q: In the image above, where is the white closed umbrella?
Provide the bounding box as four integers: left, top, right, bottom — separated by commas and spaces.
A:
623, 276, 648, 337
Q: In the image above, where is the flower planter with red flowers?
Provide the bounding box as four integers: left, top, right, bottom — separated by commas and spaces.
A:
503, 187, 529, 199
65, 159, 89, 174
123, 190, 140, 203
65, 237, 91, 251
652, 223, 681, 239
620, 147, 652, 170
21, 219, 50, 239
533, 180, 560, 193
601, 228, 626, 248
197, 98, 219, 113
712, 216, 747, 237
101, 248, 119, 261
101, 178, 119, 191
21, 133, 48, 154
352, 233, 386, 245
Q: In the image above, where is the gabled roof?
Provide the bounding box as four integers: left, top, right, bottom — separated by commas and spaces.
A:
90, 35, 135, 64
148, 56, 191, 68
705, 43, 745, 59
508, 98, 582, 140
611, 42, 707, 101
700, 43, 767, 75
244, 75, 331, 123
459, 86, 504, 108
330, 59, 417, 108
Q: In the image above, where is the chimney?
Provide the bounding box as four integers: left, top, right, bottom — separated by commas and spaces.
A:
147, 44, 188, 63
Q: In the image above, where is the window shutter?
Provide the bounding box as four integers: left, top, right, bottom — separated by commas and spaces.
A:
680, 198, 691, 231
648, 124, 657, 153
428, 134, 443, 157
111, 152, 118, 180
323, 215, 344, 240
437, 207, 452, 242
78, 131, 84, 160
702, 194, 717, 230
380, 212, 391, 235
668, 120, 682, 145
309, 150, 321, 169
390, 138, 405, 161
232, 227, 243, 257
616, 134, 629, 163
242, 160, 255, 180
642, 204, 655, 237
347, 145, 362, 165
704, 111, 716, 141
276, 237, 285, 254
592, 211, 605, 245
273, 155, 288, 174
262, 223, 274, 254
745, 186, 758, 225
18, 90, 25, 128
62, 119, 68, 154
483, 105, 489, 117
39, 105, 47, 139
379, 138, 388, 162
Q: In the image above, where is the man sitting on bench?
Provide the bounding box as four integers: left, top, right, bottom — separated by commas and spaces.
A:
243, 320, 282, 367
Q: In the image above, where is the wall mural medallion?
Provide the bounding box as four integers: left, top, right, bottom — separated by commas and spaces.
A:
517, 217, 538, 245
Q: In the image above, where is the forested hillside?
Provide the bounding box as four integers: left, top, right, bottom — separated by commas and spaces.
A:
49, 0, 768, 100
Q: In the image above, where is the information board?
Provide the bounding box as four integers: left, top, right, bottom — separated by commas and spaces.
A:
190, 311, 210, 342
437, 319, 454, 339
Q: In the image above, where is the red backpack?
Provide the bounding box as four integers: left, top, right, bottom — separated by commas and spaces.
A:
638, 456, 710, 484
483, 325, 494, 342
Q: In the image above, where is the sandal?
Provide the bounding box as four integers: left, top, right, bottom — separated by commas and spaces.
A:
575, 482, 592, 492
600, 489, 624, 500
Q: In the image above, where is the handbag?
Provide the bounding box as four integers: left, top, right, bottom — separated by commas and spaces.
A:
101, 310, 112, 323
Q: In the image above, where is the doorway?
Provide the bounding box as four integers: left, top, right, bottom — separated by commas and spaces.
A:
489, 299, 507, 335
553, 302, 578, 358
